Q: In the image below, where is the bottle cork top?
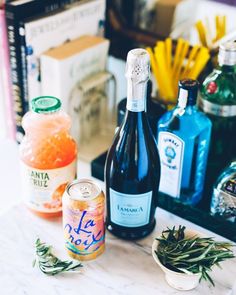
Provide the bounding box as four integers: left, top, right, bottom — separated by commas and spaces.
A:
125, 49, 150, 83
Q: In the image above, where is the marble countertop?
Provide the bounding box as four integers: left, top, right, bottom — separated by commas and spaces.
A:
1, 204, 236, 295
0, 140, 236, 295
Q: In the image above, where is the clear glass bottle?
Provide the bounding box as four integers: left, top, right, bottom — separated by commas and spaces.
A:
105, 49, 160, 240
211, 161, 236, 222
199, 42, 236, 183
157, 79, 212, 205
20, 96, 77, 218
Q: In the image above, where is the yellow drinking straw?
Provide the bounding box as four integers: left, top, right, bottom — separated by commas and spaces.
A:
146, 47, 165, 99
195, 21, 208, 47
165, 38, 172, 78
154, 42, 175, 102
188, 47, 210, 79
173, 40, 189, 96
196, 15, 227, 48
181, 45, 200, 78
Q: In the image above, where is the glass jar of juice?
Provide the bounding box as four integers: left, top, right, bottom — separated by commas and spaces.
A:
20, 96, 77, 218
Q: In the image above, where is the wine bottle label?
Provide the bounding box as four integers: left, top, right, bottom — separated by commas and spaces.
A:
109, 188, 152, 227
158, 132, 184, 198
199, 97, 236, 117
20, 160, 76, 213
126, 81, 146, 112
126, 97, 145, 112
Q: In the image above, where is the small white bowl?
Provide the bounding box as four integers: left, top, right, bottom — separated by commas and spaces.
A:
152, 230, 202, 291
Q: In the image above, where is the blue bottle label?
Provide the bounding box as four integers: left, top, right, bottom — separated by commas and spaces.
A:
110, 188, 152, 227
158, 131, 185, 198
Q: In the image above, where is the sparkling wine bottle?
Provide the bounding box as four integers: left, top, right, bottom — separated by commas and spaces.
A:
157, 79, 212, 205
105, 49, 160, 240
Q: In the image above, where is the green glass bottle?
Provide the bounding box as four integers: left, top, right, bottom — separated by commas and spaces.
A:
199, 42, 236, 192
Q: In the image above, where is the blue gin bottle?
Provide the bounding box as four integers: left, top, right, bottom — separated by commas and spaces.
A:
157, 79, 212, 205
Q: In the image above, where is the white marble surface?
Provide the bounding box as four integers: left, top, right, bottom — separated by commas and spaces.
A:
0, 140, 236, 295
1, 205, 236, 295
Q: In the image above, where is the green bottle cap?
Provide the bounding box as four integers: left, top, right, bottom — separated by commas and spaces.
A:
31, 96, 61, 114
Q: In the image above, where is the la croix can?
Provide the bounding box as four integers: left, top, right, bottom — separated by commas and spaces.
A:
62, 179, 105, 261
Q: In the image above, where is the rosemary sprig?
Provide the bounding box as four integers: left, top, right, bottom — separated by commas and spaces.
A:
155, 225, 235, 286
33, 238, 83, 275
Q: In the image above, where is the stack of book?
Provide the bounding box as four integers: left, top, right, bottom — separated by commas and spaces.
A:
1, 0, 107, 142
41, 35, 110, 144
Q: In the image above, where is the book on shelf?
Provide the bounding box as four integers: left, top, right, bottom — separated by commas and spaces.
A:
40, 35, 110, 145
0, 47, 8, 140
5, 0, 69, 142
5, 0, 104, 142
0, 8, 15, 139
21, 0, 106, 104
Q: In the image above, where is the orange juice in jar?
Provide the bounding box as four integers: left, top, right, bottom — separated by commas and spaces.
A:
20, 96, 77, 218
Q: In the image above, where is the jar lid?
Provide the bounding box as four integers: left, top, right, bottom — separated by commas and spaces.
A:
31, 96, 61, 114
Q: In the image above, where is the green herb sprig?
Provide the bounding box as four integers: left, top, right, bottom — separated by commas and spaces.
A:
33, 238, 83, 275
155, 226, 235, 286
